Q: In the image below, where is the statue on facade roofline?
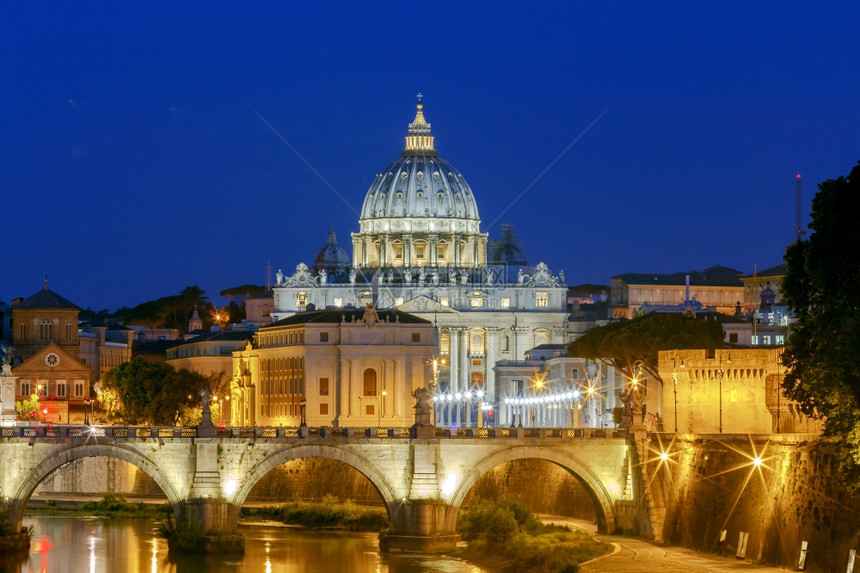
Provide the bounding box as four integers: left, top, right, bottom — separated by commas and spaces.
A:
363, 303, 379, 327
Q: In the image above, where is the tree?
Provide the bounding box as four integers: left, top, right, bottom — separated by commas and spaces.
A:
117, 285, 214, 332
568, 313, 726, 386
781, 161, 860, 493
15, 394, 43, 421
100, 358, 208, 425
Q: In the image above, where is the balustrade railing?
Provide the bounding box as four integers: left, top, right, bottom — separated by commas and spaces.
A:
0, 424, 627, 441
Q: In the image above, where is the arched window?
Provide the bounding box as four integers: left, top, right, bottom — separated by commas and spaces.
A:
363, 369, 377, 396
39, 321, 53, 341
534, 330, 549, 347
470, 332, 484, 354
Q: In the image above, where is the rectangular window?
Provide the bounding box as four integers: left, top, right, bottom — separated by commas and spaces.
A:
333, 297, 343, 308
751, 335, 759, 345
74, 382, 84, 397
776, 335, 785, 345
320, 332, 328, 342
762, 335, 772, 345
470, 298, 484, 308
66, 323, 73, 340
570, 368, 579, 379
297, 292, 308, 306
416, 246, 425, 258
395, 245, 403, 259
57, 382, 67, 397
19, 324, 26, 340
500, 297, 510, 308
20, 381, 30, 396
366, 404, 375, 416
729, 332, 738, 343
536, 292, 548, 307
411, 333, 420, 343
319, 378, 329, 396
320, 403, 329, 415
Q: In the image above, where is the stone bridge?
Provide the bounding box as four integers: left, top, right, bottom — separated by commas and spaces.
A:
0, 424, 641, 552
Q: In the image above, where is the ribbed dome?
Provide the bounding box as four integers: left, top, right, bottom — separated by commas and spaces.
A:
359, 101, 480, 230
313, 229, 350, 276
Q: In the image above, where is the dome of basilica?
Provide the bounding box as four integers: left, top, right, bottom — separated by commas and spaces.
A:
358, 101, 480, 233
313, 229, 350, 277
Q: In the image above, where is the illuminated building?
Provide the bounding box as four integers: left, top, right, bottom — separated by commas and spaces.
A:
270, 100, 569, 427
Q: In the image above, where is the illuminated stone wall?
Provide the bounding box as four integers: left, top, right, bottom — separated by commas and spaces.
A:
657, 435, 860, 570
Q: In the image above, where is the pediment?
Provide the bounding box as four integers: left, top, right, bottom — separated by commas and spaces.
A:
13, 343, 89, 375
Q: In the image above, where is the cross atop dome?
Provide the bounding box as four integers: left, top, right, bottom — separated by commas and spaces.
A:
404, 96, 436, 155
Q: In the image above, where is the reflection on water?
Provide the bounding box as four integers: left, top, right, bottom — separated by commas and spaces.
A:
0, 516, 482, 573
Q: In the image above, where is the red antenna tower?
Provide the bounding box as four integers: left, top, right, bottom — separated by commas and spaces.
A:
795, 173, 805, 242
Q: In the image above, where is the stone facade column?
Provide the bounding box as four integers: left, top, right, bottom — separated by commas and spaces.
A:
485, 327, 499, 411
452, 234, 461, 267
352, 235, 361, 267
448, 328, 460, 395
403, 234, 412, 267
379, 234, 389, 267
512, 326, 529, 360
429, 233, 438, 266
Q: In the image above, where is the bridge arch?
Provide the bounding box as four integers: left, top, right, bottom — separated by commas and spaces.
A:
10, 443, 183, 531
230, 444, 400, 509
448, 446, 617, 533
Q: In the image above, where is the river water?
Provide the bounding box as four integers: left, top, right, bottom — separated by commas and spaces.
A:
2, 515, 483, 573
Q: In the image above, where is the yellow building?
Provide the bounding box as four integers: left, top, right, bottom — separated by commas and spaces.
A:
230, 306, 435, 428
658, 348, 822, 435
166, 329, 253, 381
10, 281, 133, 423
610, 266, 744, 319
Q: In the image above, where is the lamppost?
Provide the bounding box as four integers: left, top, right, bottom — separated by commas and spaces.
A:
381, 389, 387, 427
84, 398, 90, 426
299, 398, 307, 427
671, 354, 684, 433
718, 350, 731, 434
531, 373, 545, 427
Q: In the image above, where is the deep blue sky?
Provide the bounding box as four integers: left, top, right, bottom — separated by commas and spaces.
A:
3, 2, 858, 311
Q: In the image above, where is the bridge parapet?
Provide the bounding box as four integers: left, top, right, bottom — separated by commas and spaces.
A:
1, 424, 630, 442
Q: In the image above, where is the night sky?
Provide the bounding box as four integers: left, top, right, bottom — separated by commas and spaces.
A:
3, 3, 858, 312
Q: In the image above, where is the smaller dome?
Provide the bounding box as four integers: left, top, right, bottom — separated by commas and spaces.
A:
313, 230, 350, 278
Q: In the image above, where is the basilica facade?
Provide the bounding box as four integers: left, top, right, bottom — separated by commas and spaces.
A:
271, 101, 569, 427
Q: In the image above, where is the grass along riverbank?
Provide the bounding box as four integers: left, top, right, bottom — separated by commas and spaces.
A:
455, 497, 611, 573
25, 493, 172, 519
239, 494, 388, 530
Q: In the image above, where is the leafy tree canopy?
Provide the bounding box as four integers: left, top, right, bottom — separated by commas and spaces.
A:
100, 357, 208, 425
220, 284, 266, 299
568, 313, 726, 384
220, 284, 265, 325
117, 285, 213, 332
781, 161, 860, 493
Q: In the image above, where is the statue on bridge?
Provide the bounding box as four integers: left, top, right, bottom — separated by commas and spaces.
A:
412, 385, 434, 428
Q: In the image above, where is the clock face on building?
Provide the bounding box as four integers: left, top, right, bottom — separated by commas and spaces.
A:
45, 353, 60, 367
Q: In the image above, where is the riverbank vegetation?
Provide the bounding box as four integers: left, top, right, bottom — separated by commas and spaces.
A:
26, 493, 172, 519
239, 495, 387, 530
455, 497, 611, 573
